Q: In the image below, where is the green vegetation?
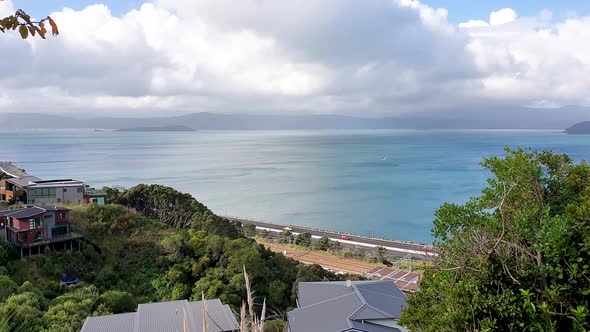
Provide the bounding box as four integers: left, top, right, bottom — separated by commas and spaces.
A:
0, 184, 354, 331
400, 148, 590, 331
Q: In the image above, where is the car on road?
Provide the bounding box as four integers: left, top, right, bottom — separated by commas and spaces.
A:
284, 226, 293, 231
340, 235, 350, 240
421, 245, 433, 252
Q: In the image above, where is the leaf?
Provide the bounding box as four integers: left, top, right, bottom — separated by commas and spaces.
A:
39, 22, 47, 39
48, 16, 59, 36
18, 25, 28, 39
28, 25, 35, 37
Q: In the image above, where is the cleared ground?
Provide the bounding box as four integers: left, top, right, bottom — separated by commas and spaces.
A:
260, 241, 380, 275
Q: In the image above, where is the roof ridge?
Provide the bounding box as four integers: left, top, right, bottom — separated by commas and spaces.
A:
293, 292, 358, 310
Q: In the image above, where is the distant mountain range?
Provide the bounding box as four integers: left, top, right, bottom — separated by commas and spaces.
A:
1, 106, 589, 130
116, 125, 195, 132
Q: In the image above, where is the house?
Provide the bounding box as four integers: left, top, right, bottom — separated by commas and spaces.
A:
83, 187, 107, 205
288, 280, 408, 332
0, 205, 83, 258
81, 299, 239, 332
0, 162, 85, 205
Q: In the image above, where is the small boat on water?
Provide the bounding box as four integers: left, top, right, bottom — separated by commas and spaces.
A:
381, 156, 389, 161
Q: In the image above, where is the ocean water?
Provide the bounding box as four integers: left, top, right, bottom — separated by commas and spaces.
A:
1, 129, 589, 242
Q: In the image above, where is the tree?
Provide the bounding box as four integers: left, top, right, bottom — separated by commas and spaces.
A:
0, 275, 18, 301
374, 246, 386, 262
294, 233, 312, 247
278, 230, 292, 244
243, 224, 257, 237
313, 237, 330, 251
400, 148, 590, 331
97, 291, 136, 314
259, 229, 270, 239
0, 3, 58, 39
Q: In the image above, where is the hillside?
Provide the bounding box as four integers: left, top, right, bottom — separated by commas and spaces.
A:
565, 121, 590, 134
0, 185, 357, 332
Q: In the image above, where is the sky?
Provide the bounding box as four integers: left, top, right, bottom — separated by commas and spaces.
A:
2, 0, 590, 118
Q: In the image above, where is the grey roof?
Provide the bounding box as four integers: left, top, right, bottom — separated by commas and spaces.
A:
0, 206, 69, 219
81, 299, 238, 332
0, 162, 33, 178
6, 176, 42, 188
81, 313, 135, 332
288, 280, 407, 332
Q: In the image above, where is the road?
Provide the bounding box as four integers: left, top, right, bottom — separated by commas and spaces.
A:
224, 216, 436, 260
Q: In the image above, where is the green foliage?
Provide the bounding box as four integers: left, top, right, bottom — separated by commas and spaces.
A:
243, 223, 257, 237
264, 319, 287, 332
294, 233, 312, 247
118, 184, 243, 238
97, 291, 136, 314
0, 183, 348, 329
259, 229, 271, 239
400, 148, 590, 331
313, 237, 330, 251
277, 230, 292, 244
0, 275, 18, 301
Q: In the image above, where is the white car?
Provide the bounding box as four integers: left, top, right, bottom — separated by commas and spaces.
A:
284, 226, 293, 231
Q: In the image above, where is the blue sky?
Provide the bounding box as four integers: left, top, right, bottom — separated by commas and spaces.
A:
12, 0, 590, 22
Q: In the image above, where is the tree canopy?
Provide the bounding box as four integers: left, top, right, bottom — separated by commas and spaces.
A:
400, 148, 590, 331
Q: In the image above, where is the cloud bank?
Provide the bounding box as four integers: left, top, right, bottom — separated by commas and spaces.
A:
1, 0, 590, 117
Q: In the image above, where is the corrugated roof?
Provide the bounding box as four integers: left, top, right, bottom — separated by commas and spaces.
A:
288, 280, 407, 332
81, 299, 238, 332
81, 313, 135, 332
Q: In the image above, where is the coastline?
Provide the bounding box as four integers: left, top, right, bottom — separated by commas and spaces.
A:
223, 215, 435, 259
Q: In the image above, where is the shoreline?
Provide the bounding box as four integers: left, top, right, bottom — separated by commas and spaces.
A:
223, 215, 436, 259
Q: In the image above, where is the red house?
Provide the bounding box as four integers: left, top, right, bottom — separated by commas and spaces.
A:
0, 206, 83, 258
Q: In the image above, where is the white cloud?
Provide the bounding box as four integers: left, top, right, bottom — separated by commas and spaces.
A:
490, 8, 518, 25
459, 20, 489, 28
1, 0, 590, 117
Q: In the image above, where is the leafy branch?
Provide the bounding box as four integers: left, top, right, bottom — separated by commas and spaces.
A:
0, 4, 58, 39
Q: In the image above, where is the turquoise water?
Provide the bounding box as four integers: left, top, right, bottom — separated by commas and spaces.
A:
1, 129, 589, 242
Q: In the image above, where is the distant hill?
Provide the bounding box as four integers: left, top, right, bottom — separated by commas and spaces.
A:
116, 125, 195, 132
2, 106, 590, 130
565, 121, 590, 134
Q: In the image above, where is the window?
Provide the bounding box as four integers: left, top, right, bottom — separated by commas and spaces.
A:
63, 188, 67, 193
77, 187, 83, 193
28, 218, 43, 229
60, 212, 69, 220
34, 232, 43, 241
57, 198, 61, 203
29, 188, 56, 198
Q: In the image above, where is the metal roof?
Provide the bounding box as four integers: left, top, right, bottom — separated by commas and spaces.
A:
81, 313, 135, 332
81, 299, 238, 332
0, 162, 32, 178
0, 206, 69, 219
6, 176, 42, 188
0, 162, 83, 189
288, 280, 407, 332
